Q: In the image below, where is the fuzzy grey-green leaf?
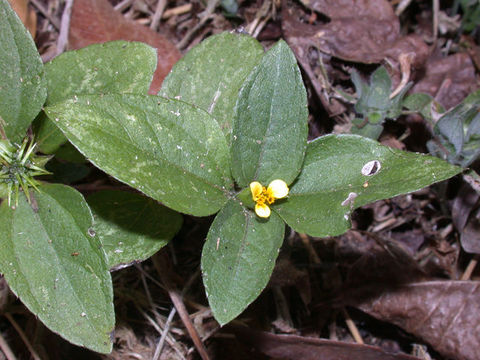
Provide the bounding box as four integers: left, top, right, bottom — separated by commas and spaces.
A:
0, 184, 114, 353
231, 40, 308, 187
274, 134, 462, 237
87, 190, 183, 270
0, 1, 46, 143
37, 41, 158, 154
201, 200, 285, 325
160, 32, 264, 138
45, 94, 233, 216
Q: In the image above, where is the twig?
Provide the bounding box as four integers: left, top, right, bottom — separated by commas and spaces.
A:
177, 0, 220, 50
153, 306, 177, 360
56, 0, 74, 56
152, 255, 210, 360
134, 263, 165, 290
298, 233, 321, 264
252, 16, 270, 38
328, 313, 339, 341
272, 286, 293, 327
395, 0, 413, 16
389, 52, 414, 99
4, 313, 41, 360
113, 0, 134, 12
342, 308, 364, 344
246, 0, 273, 37
163, 4, 192, 19
461, 255, 479, 281
432, 0, 439, 44
0, 331, 17, 360
151, 0, 168, 31
142, 310, 186, 359
138, 264, 154, 307
30, 0, 60, 30
167, 288, 210, 360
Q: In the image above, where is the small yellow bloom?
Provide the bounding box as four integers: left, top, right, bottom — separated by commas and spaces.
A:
250, 179, 289, 218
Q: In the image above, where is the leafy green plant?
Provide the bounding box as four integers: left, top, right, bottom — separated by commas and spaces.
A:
426, 90, 480, 167
0, 0, 463, 353
0, 1, 181, 353
351, 66, 411, 139
455, 0, 480, 33
44, 31, 461, 328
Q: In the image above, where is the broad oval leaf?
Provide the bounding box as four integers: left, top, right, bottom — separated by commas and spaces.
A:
231, 40, 308, 187
46, 41, 157, 104
275, 134, 462, 237
44, 94, 233, 216
201, 200, 285, 325
36, 41, 158, 154
0, 1, 46, 144
160, 32, 264, 138
0, 184, 114, 353
87, 190, 183, 270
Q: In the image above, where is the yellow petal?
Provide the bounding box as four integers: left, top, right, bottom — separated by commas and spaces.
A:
250, 181, 263, 200
255, 203, 271, 218
267, 179, 289, 199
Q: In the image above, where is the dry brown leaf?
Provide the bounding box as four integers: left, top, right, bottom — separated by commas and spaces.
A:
282, 0, 428, 113
452, 183, 480, 254
461, 212, 480, 254
337, 231, 426, 287
232, 326, 421, 360
455, 186, 480, 254
68, 0, 181, 94
411, 52, 478, 110
349, 281, 480, 360
8, 0, 36, 37
283, 0, 428, 66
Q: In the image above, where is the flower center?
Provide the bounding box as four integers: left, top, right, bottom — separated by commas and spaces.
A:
253, 186, 276, 206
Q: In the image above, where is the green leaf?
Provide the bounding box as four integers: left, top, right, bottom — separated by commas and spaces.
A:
46, 41, 157, 104
44, 94, 233, 216
87, 190, 182, 270
0, 1, 46, 144
351, 117, 384, 140
403, 92, 440, 123
354, 66, 391, 114
33, 113, 68, 154
430, 89, 480, 167
387, 82, 412, 119
231, 40, 308, 187
0, 184, 114, 353
37, 41, 158, 154
160, 32, 264, 138
201, 200, 285, 325
274, 134, 462, 237
54, 142, 87, 163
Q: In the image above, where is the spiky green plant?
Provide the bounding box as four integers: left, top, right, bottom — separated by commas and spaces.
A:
0, 138, 51, 207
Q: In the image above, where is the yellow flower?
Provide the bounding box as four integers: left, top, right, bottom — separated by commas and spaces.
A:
250, 179, 289, 218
